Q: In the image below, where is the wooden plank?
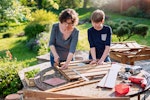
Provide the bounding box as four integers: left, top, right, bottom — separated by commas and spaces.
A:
61, 60, 91, 65
46, 79, 99, 92
23, 90, 130, 100
97, 63, 122, 88
126, 43, 135, 48
23, 90, 87, 100
65, 67, 110, 76
110, 52, 122, 62
111, 44, 127, 49
70, 71, 107, 79
129, 55, 150, 62
132, 42, 141, 48
136, 48, 150, 55
46, 97, 130, 100
67, 63, 111, 70
45, 80, 84, 92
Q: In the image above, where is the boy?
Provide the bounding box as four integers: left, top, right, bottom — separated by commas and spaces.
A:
87, 9, 112, 65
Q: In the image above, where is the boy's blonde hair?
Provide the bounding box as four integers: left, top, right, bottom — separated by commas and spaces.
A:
91, 9, 105, 22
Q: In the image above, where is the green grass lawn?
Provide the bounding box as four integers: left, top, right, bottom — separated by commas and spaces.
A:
0, 37, 37, 66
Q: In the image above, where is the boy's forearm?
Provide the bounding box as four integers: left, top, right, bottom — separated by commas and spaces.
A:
90, 47, 96, 60
99, 46, 110, 62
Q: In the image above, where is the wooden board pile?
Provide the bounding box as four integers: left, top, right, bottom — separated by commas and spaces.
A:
110, 41, 150, 65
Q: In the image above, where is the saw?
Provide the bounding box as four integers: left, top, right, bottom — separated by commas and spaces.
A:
72, 69, 89, 81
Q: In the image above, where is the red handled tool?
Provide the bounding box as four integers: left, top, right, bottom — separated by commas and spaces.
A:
128, 76, 147, 89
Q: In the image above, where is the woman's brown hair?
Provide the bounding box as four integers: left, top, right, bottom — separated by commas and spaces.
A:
59, 8, 79, 26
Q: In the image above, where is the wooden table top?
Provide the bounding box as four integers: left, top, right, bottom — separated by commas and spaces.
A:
46, 62, 150, 98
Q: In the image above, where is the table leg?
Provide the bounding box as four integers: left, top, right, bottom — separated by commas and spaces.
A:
130, 61, 134, 65
138, 94, 140, 100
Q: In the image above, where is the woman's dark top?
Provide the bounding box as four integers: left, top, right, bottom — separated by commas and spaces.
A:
49, 23, 79, 61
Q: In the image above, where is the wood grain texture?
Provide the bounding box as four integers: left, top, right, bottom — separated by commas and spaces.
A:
55, 62, 111, 81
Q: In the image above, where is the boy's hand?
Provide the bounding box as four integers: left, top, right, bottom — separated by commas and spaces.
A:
97, 60, 104, 65
90, 60, 97, 64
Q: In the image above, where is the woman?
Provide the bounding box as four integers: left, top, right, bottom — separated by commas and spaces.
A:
49, 8, 79, 69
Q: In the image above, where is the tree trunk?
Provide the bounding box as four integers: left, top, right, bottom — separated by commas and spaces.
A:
83, 0, 88, 8
37, 0, 42, 9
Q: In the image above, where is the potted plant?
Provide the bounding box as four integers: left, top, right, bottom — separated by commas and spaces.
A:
24, 68, 40, 86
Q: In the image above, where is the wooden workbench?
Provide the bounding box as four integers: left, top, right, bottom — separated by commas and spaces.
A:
24, 61, 150, 100
46, 64, 150, 100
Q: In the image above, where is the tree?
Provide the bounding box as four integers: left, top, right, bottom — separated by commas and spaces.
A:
0, 0, 12, 22
83, 0, 89, 8
56, 0, 82, 9
4, 0, 31, 23
41, 0, 59, 10
108, 20, 149, 42
37, 0, 42, 9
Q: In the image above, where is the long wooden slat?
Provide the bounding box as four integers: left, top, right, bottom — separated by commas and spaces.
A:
136, 49, 150, 55
66, 63, 111, 70
110, 52, 122, 62
24, 89, 130, 100
132, 42, 141, 48
65, 67, 111, 75
46, 79, 99, 92
23, 90, 87, 100
70, 71, 107, 79
129, 55, 150, 62
68, 68, 109, 76
46, 97, 130, 100
45, 80, 84, 92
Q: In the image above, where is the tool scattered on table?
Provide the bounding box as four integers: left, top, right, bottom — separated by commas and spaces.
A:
115, 83, 130, 94
125, 65, 142, 75
128, 76, 147, 89
72, 69, 89, 81
118, 69, 147, 89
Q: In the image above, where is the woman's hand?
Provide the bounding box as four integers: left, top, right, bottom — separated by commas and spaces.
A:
60, 63, 69, 70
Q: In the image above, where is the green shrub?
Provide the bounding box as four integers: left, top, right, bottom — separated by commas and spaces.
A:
25, 68, 40, 79
25, 31, 50, 54
30, 9, 58, 25
0, 51, 27, 96
24, 23, 45, 40
38, 32, 50, 55
25, 38, 40, 52
133, 24, 149, 36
